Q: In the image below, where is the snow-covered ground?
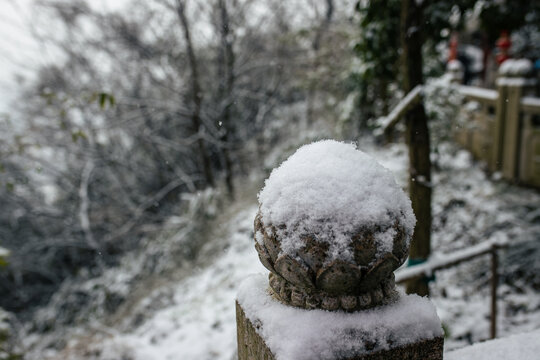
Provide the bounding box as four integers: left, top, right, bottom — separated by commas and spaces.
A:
445, 328, 540, 360
21, 137, 540, 360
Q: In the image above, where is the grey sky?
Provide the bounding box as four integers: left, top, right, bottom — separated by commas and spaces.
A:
0, 0, 129, 114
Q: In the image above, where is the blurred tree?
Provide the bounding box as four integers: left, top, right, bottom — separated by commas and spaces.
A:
306, 0, 334, 126
400, 0, 432, 297
0, 0, 359, 314
354, 0, 400, 122
215, 0, 236, 198
175, 0, 215, 188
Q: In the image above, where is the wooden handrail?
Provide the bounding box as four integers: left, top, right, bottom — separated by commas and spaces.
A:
395, 239, 507, 283
396, 238, 510, 339
379, 85, 423, 135
458, 85, 498, 104
520, 96, 540, 114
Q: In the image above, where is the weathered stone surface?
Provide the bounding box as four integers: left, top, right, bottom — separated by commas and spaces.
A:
274, 254, 314, 289
267, 272, 397, 312
359, 254, 399, 291
236, 301, 443, 360
236, 301, 275, 360
254, 212, 409, 311
352, 232, 378, 266
297, 235, 328, 270
255, 242, 275, 272
316, 260, 363, 295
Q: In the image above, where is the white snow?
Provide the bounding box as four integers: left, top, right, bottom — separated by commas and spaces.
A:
498, 59, 533, 76
394, 237, 509, 283
237, 274, 443, 360
257, 140, 415, 264
445, 329, 540, 360
255, 230, 264, 245
521, 96, 540, 109
377, 85, 423, 130
447, 60, 463, 71
458, 86, 498, 101
53, 206, 269, 360
0, 246, 10, 258
20, 137, 540, 360
496, 77, 536, 86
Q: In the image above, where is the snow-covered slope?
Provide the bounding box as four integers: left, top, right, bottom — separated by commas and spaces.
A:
21, 138, 540, 360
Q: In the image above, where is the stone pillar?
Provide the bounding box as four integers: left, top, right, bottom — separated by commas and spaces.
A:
236, 140, 444, 360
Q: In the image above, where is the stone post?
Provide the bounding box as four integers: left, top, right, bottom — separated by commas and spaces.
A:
236, 140, 444, 360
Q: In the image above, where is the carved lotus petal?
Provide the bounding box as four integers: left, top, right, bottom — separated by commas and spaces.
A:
382, 275, 396, 297
352, 232, 377, 266
290, 289, 305, 307
297, 235, 328, 271
392, 226, 408, 265
254, 213, 263, 233
305, 296, 320, 309
340, 295, 357, 311
255, 242, 275, 272
321, 296, 339, 310
357, 293, 371, 308
274, 254, 314, 289
371, 287, 384, 304
316, 260, 363, 295
262, 229, 281, 262
359, 254, 399, 291
269, 272, 281, 293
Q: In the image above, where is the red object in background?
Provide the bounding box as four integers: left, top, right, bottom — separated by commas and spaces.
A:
448, 33, 458, 62
496, 30, 511, 65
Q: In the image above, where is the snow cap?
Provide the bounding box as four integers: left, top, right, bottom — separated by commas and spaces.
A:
257, 140, 415, 263
499, 58, 533, 76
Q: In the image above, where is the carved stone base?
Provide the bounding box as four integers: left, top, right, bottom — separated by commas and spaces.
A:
269, 272, 398, 311
236, 300, 443, 360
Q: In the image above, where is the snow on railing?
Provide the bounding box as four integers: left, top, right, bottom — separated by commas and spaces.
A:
377, 85, 423, 134
457, 85, 498, 103
521, 96, 540, 114
395, 238, 508, 283
396, 237, 510, 340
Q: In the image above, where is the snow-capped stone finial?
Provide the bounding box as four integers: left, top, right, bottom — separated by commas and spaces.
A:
254, 140, 415, 311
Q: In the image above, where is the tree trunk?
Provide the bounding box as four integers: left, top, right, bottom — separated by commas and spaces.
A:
400, 0, 432, 296
306, 0, 334, 126
217, 0, 235, 199
176, 0, 215, 188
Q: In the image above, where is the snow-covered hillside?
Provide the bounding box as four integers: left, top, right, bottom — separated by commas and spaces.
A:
20, 138, 540, 360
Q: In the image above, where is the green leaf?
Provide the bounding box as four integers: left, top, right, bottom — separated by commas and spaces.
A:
5, 182, 14, 192
71, 130, 88, 142
99, 92, 107, 109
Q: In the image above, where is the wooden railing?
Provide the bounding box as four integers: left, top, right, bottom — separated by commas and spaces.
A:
395, 238, 509, 339
455, 61, 540, 188
380, 59, 540, 188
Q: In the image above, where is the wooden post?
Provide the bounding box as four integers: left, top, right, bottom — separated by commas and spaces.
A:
502, 84, 524, 180
490, 245, 498, 339
519, 102, 540, 187
492, 81, 507, 172
496, 59, 536, 180
400, 0, 432, 297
